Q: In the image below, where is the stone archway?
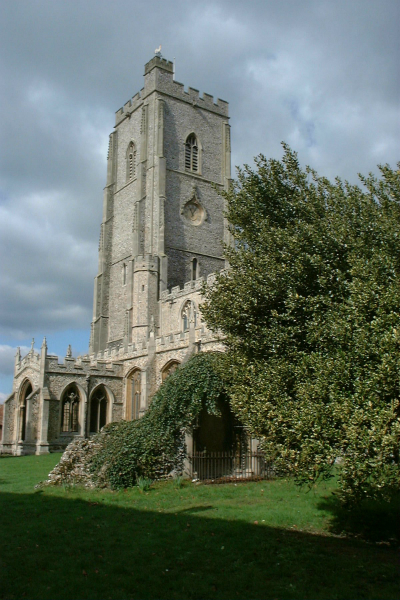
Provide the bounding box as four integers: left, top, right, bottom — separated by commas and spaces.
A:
18, 379, 32, 442
193, 396, 236, 454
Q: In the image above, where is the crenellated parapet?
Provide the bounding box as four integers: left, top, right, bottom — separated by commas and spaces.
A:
115, 56, 228, 126
45, 353, 123, 378
115, 89, 144, 125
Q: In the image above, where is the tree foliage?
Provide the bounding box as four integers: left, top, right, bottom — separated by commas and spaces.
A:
201, 145, 400, 503
89, 352, 226, 489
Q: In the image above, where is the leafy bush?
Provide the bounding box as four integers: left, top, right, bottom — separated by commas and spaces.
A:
88, 352, 227, 489
201, 145, 400, 504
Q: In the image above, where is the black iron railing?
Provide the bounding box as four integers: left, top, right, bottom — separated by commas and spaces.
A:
189, 451, 273, 482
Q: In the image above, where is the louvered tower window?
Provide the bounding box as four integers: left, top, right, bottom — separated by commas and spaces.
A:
185, 134, 199, 172
127, 142, 136, 181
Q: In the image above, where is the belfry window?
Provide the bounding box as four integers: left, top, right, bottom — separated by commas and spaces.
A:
185, 134, 199, 172
127, 142, 136, 182
61, 387, 80, 433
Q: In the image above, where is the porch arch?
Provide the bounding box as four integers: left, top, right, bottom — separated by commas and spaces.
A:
18, 378, 33, 441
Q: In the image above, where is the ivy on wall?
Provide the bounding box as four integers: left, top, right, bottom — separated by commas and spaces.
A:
89, 352, 227, 489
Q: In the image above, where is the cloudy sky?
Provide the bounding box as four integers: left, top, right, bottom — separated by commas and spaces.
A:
0, 0, 399, 401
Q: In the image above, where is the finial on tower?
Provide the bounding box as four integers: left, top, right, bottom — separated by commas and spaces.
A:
42, 337, 47, 349
155, 45, 162, 58
66, 344, 72, 358
30, 338, 35, 353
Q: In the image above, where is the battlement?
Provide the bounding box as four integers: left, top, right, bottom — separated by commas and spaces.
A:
144, 55, 174, 75
115, 57, 229, 126
115, 89, 144, 124
160, 272, 217, 303
45, 353, 123, 376
171, 80, 229, 115
134, 254, 159, 272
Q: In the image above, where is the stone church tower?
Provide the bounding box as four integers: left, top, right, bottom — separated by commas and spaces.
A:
1, 54, 231, 455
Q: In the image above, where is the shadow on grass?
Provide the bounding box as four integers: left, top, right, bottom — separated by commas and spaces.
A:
0, 491, 398, 600
316, 494, 400, 546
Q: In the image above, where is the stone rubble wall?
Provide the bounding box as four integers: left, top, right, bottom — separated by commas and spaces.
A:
39, 437, 102, 488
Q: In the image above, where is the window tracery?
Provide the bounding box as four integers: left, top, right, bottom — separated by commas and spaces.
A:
61, 387, 80, 433
89, 387, 108, 433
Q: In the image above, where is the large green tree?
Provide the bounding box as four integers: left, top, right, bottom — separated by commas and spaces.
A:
201, 145, 400, 503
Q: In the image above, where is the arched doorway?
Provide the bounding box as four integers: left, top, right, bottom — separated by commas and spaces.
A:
18, 380, 32, 441
89, 386, 109, 433
126, 369, 141, 420
193, 396, 236, 453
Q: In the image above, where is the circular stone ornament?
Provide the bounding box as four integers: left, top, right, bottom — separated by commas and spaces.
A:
182, 199, 205, 226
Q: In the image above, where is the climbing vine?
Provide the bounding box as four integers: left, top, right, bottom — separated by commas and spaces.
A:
89, 352, 227, 489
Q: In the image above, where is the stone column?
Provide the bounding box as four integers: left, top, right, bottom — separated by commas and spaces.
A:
36, 388, 50, 455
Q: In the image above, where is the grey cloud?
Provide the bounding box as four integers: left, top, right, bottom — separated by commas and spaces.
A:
0, 0, 399, 349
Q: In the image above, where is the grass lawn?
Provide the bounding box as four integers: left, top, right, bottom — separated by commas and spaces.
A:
0, 454, 398, 600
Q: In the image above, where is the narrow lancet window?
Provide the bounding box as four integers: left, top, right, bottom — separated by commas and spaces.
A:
192, 258, 198, 280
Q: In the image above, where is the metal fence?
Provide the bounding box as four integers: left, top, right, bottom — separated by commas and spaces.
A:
188, 451, 274, 482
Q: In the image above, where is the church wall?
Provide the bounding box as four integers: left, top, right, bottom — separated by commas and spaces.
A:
164, 97, 226, 183
111, 184, 136, 263
1, 395, 16, 445
162, 92, 226, 289
160, 284, 204, 336
115, 107, 142, 192
108, 262, 128, 343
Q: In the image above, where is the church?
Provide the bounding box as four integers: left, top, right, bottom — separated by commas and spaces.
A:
1, 53, 231, 456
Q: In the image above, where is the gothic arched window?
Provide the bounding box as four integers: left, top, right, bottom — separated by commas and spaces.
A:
182, 300, 197, 331
126, 369, 141, 421
89, 386, 108, 433
61, 386, 80, 433
161, 360, 180, 382
185, 134, 199, 172
126, 142, 137, 182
